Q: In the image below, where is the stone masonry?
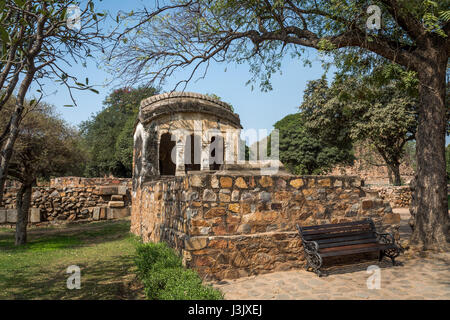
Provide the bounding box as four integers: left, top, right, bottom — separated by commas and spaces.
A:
0, 177, 132, 225
131, 173, 400, 280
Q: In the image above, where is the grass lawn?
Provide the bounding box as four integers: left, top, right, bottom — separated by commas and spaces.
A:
0, 219, 145, 299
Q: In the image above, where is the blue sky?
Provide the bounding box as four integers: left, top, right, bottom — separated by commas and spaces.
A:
27, 0, 449, 145
27, 0, 332, 133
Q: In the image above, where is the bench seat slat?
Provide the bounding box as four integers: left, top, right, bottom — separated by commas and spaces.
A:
318, 238, 378, 249
315, 232, 376, 245
304, 230, 375, 241
301, 225, 372, 236
301, 220, 372, 231
319, 243, 392, 258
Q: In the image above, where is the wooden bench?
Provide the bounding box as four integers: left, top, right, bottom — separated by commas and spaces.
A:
296, 218, 400, 277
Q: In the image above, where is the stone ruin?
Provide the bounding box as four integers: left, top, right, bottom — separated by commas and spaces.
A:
131, 92, 403, 280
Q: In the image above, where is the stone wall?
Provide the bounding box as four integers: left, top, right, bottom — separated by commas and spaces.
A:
0, 178, 132, 225
364, 186, 412, 208
131, 173, 401, 280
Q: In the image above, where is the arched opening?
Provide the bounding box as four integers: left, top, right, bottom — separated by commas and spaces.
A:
209, 135, 224, 170
185, 134, 201, 172
159, 133, 176, 175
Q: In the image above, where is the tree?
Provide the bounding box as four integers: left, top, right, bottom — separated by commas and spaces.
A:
0, 0, 106, 206
108, 0, 450, 250
80, 86, 158, 177
302, 72, 418, 186
6, 102, 86, 245
446, 144, 450, 182
274, 112, 354, 175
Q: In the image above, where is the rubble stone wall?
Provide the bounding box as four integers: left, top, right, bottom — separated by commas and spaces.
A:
131, 173, 401, 280
0, 178, 132, 225
365, 186, 412, 208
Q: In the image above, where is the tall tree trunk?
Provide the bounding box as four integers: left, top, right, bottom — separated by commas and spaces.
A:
15, 182, 32, 245
0, 69, 34, 205
410, 48, 450, 250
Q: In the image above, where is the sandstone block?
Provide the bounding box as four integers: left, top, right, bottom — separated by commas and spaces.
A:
259, 176, 273, 187
204, 207, 226, 218
318, 178, 331, 187
110, 207, 130, 219
220, 177, 233, 188
203, 189, 217, 202
111, 195, 123, 201
219, 190, 231, 202
190, 175, 204, 187
0, 209, 6, 223
93, 207, 100, 220
185, 237, 208, 250
29, 208, 40, 223
108, 201, 125, 208
228, 203, 240, 213
7, 209, 17, 223
99, 186, 119, 195
106, 208, 114, 220
100, 207, 107, 220
210, 175, 219, 188
290, 178, 304, 188
235, 177, 247, 189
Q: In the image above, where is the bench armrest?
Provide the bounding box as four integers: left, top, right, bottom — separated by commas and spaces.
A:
375, 232, 396, 245
296, 223, 319, 253
303, 239, 319, 253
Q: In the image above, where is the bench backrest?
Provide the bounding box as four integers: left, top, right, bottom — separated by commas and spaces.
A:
297, 219, 377, 248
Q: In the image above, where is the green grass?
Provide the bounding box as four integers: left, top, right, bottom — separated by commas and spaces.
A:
0, 219, 144, 299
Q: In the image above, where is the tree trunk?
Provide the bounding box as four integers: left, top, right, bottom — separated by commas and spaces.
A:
0, 103, 24, 205
15, 182, 32, 246
0, 68, 34, 205
388, 163, 402, 186
410, 48, 450, 250
387, 166, 394, 185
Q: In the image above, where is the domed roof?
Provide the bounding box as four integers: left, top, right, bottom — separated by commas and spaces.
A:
139, 92, 242, 128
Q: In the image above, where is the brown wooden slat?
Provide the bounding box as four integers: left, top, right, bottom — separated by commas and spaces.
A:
315, 232, 376, 245
318, 238, 378, 249
320, 244, 390, 258
300, 220, 372, 231
320, 242, 383, 253
303, 229, 374, 241
301, 224, 372, 236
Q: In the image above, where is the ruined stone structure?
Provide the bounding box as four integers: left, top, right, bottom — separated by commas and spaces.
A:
131, 92, 402, 280
0, 177, 132, 225
133, 92, 244, 189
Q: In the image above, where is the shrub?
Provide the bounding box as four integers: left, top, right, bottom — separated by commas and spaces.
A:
135, 242, 223, 300
134, 242, 182, 278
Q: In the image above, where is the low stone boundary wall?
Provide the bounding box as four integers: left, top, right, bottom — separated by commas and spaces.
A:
1, 179, 132, 225
365, 186, 412, 208
131, 174, 401, 280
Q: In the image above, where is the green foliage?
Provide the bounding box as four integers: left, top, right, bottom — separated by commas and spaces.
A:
301, 69, 418, 185
274, 112, 354, 175
3, 100, 87, 182
134, 242, 223, 300
80, 87, 158, 177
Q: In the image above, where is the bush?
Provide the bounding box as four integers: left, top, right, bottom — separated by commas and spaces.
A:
135, 242, 223, 300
